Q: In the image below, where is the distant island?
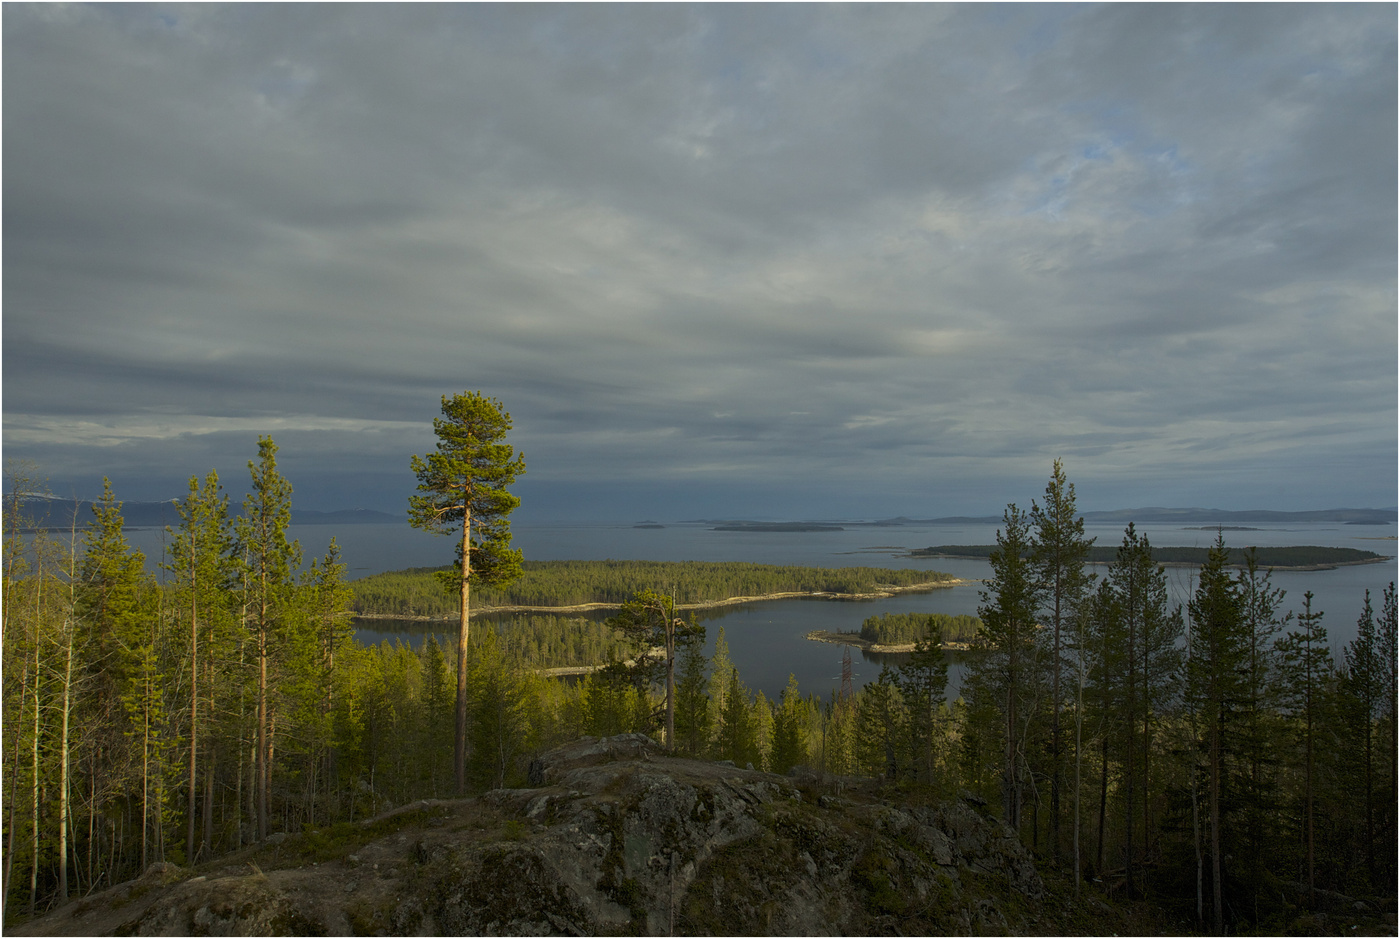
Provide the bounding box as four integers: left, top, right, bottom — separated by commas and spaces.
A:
908, 544, 1391, 570
712, 522, 845, 532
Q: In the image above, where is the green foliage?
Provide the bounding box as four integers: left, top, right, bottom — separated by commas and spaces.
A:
350, 560, 954, 616
673, 624, 712, 757
769, 674, 812, 775
858, 612, 981, 645
467, 629, 535, 790
717, 667, 761, 768
408, 391, 525, 591
485, 614, 629, 669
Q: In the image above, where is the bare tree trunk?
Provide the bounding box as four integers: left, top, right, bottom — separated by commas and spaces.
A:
29, 591, 42, 916
186, 534, 198, 864
58, 617, 75, 902
1096, 734, 1108, 875
1073, 643, 1084, 897
1192, 758, 1203, 925
4, 643, 32, 916
1211, 714, 1223, 934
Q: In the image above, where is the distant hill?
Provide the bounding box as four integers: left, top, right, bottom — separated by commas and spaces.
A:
12, 497, 399, 530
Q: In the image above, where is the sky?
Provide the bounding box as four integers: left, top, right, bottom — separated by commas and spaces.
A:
4, 4, 1396, 522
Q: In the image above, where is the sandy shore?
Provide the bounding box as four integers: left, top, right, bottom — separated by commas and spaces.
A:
804, 630, 974, 654
355, 579, 970, 621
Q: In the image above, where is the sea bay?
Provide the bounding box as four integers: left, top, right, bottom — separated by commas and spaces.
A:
326, 517, 1395, 703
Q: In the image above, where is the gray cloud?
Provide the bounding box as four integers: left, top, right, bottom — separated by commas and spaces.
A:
4, 4, 1395, 518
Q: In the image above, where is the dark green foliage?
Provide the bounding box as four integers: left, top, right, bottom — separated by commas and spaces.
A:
769, 674, 812, 775
486, 614, 629, 669
351, 560, 954, 616
717, 668, 762, 768
466, 630, 534, 791
408, 391, 526, 592
858, 612, 981, 644
673, 625, 712, 757
971, 504, 1041, 832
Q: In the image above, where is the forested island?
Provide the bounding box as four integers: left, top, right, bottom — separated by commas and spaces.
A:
350, 559, 957, 618
5, 409, 1397, 935
807, 611, 984, 652
911, 543, 1388, 569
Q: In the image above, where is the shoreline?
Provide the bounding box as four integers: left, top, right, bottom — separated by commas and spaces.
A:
804, 630, 974, 654
353, 578, 969, 622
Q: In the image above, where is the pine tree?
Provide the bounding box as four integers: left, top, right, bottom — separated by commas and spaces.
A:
1233, 549, 1286, 909
1106, 523, 1182, 895
234, 437, 301, 841
164, 470, 234, 863
1341, 591, 1382, 890
1030, 460, 1094, 861
1186, 534, 1245, 932
409, 392, 525, 794
975, 503, 1041, 834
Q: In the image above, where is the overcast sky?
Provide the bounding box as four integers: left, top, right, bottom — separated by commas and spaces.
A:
4, 4, 1396, 521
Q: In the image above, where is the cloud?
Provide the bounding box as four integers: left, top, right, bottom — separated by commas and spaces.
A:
3, 4, 1395, 516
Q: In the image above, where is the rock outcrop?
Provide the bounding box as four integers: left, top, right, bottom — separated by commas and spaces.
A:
16, 734, 1056, 936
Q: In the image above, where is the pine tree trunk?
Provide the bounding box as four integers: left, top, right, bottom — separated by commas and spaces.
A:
455, 507, 472, 796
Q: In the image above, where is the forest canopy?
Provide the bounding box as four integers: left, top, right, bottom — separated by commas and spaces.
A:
349, 560, 956, 616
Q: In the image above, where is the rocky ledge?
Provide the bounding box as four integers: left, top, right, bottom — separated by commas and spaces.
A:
16, 734, 1060, 936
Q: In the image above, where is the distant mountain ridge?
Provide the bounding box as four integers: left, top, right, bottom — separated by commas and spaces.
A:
13, 497, 400, 529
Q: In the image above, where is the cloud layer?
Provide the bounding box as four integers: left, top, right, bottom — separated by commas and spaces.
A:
5, 5, 1395, 518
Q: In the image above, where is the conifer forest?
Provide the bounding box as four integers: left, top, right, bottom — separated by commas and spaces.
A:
3, 443, 1395, 934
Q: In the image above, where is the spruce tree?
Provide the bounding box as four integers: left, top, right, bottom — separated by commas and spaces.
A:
896, 622, 949, 784
1276, 591, 1331, 909
769, 674, 809, 775
673, 623, 712, 757
409, 392, 525, 794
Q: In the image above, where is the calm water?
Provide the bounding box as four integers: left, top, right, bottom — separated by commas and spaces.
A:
327, 518, 1395, 704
